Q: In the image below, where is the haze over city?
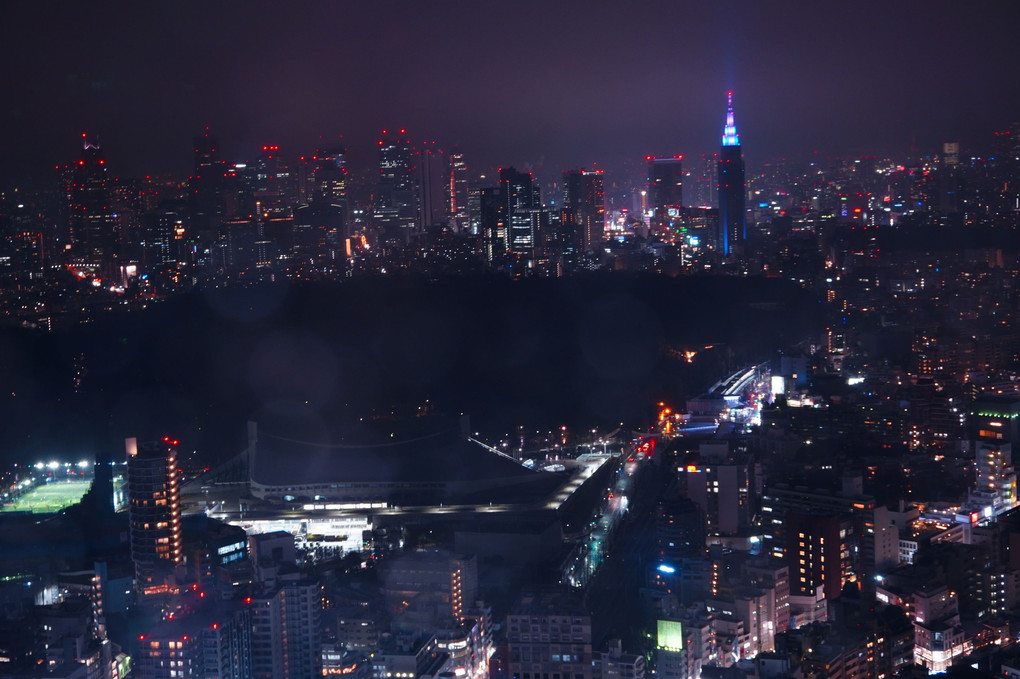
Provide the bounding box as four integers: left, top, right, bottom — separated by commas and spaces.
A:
3, 0, 1020, 189
2, 3, 1020, 679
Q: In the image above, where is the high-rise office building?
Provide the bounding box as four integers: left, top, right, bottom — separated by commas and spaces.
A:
68, 135, 118, 269
252, 145, 300, 210
418, 141, 448, 230
502, 167, 541, 258
447, 148, 470, 232
188, 131, 225, 242
374, 130, 419, 244
480, 168, 541, 265
647, 156, 684, 231
139, 209, 183, 268
691, 154, 718, 208
289, 141, 348, 272
717, 93, 745, 255
292, 202, 342, 272
126, 437, 182, 591
311, 142, 348, 206
0, 202, 47, 286
193, 131, 220, 176
562, 169, 605, 252
480, 186, 506, 263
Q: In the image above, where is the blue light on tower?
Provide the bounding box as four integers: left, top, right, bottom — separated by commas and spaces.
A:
718, 91, 745, 255
721, 92, 740, 147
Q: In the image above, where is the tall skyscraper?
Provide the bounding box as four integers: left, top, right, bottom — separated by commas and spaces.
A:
126, 437, 182, 592
68, 134, 117, 269
253, 145, 299, 210
292, 141, 348, 271
646, 156, 684, 234
417, 141, 448, 230
447, 148, 470, 232
188, 131, 225, 241
647, 157, 684, 211
480, 168, 541, 265
562, 169, 605, 252
311, 142, 348, 207
479, 186, 505, 263
292, 202, 342, 272
502, 167, 541, 257
373, 130, 419, 244
691, 154, 718, 208
140, 209, 183, 268
717, 93, 745, 255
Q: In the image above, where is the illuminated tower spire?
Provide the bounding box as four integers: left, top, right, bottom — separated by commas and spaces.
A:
722, 91, 740, 147
717, 91, 745, 255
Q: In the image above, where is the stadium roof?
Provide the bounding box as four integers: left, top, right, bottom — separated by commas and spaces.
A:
249, 422, 543, 488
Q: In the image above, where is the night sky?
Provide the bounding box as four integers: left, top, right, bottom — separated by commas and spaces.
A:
3, 0, 1019, 190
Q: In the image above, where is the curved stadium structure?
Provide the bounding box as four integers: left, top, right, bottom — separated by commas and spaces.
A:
245, 418, 568, 507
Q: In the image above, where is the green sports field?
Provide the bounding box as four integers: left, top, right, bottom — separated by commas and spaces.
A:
1, 480, 93, 514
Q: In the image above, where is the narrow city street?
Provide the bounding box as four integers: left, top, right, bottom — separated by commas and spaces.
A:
585, 450, 672, 651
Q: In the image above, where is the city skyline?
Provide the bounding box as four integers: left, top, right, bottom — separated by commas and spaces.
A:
6, 3, 1020, 677
3, 1, 1019, 190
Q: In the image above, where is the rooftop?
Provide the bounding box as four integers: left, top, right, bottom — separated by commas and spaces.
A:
249, 419, 550, 492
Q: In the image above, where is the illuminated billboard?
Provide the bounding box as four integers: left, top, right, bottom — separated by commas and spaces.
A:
657, 619, 683, 651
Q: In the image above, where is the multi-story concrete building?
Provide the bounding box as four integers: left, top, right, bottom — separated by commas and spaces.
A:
680, 443, 752, 537
251, 578, 322, 679
135, 594, 252, 679
507, 591, 592, 679
370, 634, 449, 679
594, 639, 644, 679
126, 438, 182, 593
381, 551, 478, 634
911, 584, 969, 673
